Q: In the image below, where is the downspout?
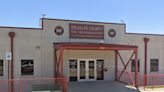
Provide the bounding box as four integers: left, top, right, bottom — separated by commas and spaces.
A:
8, 32, 15, 92
144, 37, 149, 87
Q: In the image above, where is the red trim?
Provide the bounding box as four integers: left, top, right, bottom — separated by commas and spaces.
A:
144, 37, 149, 87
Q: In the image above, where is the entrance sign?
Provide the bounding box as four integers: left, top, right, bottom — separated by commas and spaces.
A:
70, 24, 104, 39
6, 52, 12, 60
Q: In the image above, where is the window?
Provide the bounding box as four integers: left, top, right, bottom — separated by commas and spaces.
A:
0, 60, 3, 76
96, 59, 104, 80
150, 59, 158, 72
21, 60, 34, 75
69, 59, 77, 81
131, 59, 140, 72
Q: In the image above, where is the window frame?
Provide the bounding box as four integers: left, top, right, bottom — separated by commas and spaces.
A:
131, 59, 140, 72
21, 59, 34, 76
69, 59, 78, 81
0, 60, 4, 76
150, 59, 159, 72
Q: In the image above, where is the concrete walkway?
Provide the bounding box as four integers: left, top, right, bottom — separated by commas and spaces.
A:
139, 87, 164, 92
68, 81, 140, 92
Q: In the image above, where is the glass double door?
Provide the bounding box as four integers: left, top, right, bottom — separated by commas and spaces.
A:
77, 59, 96, 81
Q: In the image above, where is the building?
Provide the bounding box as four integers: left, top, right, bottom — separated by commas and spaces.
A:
0, 18, 163, 91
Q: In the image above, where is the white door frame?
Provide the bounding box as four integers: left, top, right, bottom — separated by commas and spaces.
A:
77, 59, 97, 81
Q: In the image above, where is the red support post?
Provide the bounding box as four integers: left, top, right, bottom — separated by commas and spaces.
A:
144, 37, 149, 87
54, 49, 58, 77
134, 50, 138, 87
115, 50, 118, 81
61, 49, 64, 76
58, 48, 64, 76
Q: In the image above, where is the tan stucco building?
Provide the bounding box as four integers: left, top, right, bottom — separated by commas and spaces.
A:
0, 18, 163, 91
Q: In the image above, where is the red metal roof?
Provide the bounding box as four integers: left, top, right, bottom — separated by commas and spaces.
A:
54, 42, 137, 50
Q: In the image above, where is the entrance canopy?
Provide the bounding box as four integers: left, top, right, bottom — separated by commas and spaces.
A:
54, 42, 137, 50
53, 42, 138, 87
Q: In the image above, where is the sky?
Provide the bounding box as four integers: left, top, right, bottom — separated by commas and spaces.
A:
0, 0, 164, 34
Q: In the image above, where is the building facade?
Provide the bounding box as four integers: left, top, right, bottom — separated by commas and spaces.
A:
0, 18, 163, 86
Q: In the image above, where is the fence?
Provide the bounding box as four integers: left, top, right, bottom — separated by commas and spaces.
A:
146, 74, 164, 87
117, 70, 164, 89
0, 77, 68, 92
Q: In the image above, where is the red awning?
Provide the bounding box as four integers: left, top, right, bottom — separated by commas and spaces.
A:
54, 42, 137, 51
53, 42, 138, 87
